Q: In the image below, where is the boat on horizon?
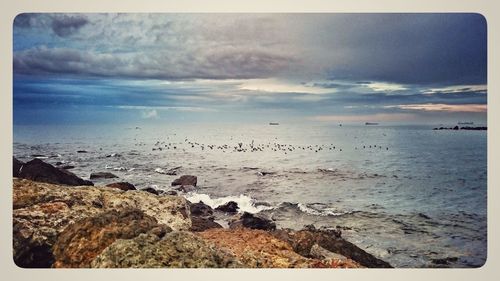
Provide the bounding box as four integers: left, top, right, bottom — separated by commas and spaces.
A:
365, 122, 379, 125
269, 122, 279, 125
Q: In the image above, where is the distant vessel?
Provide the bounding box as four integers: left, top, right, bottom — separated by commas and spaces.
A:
365, 122, 379, 125
458, 122, 474, 125
269, 122, 279, 125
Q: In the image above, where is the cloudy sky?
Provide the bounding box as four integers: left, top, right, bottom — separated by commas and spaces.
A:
13, 13, 487, 125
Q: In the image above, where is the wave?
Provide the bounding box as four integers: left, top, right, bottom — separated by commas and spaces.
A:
183, 192, 273, 214
276, 202, 353, 217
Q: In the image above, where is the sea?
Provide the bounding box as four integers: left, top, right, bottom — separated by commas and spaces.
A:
13, 123, 487, 268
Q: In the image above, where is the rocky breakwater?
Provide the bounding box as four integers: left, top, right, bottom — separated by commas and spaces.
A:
12, 159, 391, 268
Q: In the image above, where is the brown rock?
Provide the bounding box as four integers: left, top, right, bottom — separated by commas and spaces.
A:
106, 182, 136, 191
229, 212, 276, 231
215, 201, 239, 213
171, 175, 197, 187
17, 158, 93, 186
272, 227, 392, 268
52, 208, 161, 268
90, 172, 118, 179
190, 216, 223, 232
91, 231, 241, 268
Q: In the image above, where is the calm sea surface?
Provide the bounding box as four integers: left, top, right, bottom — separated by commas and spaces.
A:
13, 123, 487, 267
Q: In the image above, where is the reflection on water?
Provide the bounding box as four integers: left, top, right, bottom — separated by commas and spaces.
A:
13, 123, 487, 267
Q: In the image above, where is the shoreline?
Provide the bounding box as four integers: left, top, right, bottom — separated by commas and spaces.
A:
12, 176, 391, 268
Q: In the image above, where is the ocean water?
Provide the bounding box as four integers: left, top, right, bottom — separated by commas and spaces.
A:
13, 123, 487, 268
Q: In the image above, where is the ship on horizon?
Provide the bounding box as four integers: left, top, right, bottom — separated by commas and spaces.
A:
365, 122, 379, 125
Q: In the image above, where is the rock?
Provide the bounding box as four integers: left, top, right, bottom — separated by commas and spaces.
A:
106, 182, 136, 191
53, 208, 161, 268
61, 165, 75, 170
189, 201, 214, 218
77, 150, 88, 153
13, 157, 24, 177
140, 187, 159, 195
190, 217, 223, 232
229, 212, 276, 231
271, 228, 392, 268
165, 190, 178, 196
13, 178, 192, 267
198, 228, 361, 268
175, 185, 196, 192
90, 172, 118, 179
215, 201, 239, 213
431, 257, 458, 265
17, 158, 93, 186
91, 232, 241, 268
171, 175, 197, 187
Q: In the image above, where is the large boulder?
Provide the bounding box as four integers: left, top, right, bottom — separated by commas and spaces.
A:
53, 208, 162, 268
198, 228, 361, 268
106, 182, 136, 191
229, 212, 276, 231
17, 158, 93, 186
13, 157, 24, 177
13, 178, 192, 268
90, 231, 241, 268
171, 175, 197, 187
215, 201, 239, 213
90, 172, 118, 179
271, 227, 392, 268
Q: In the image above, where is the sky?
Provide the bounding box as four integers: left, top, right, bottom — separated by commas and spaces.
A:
13, 13, 487, 125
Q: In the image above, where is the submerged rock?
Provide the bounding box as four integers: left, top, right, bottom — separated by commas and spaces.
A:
171, 175, 197, 187
215, 201, 239, 213
106, 182, 136, 191
53, 208, 162, 268
90, 172, 118, 179
13, 178, 191, 268
17, 158, 93, 186
229, 212, 276, 231
91, 231, 241, 268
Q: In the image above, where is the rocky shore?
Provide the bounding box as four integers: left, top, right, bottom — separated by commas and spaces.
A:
12, 157, 392, 268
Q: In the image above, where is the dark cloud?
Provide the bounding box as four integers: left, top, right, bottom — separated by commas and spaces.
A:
13, 13, 35, 28
13, 46, 293, 80
51, 15, 89, 37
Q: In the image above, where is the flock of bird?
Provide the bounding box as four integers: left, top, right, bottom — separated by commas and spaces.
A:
144, 137, 389, 154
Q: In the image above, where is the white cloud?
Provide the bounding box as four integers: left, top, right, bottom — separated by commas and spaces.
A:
141, 109, 158, 119
385, 103, 487, 112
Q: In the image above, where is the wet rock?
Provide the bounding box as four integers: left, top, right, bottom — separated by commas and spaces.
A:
13, 178, 192, 267
106, 182, 136, 191
171, 175, 197, 187
229, 212, 276, 231
431, 257, 458, 265
272, 227, 392, 268
165, 190, 178, 196
175, 185, 196, 192
53, 208, 161, 268
77, 150, 88, 153
190, 217, 223, 232
91, 231, 241, 268
140, 187, 159, 195
190, 201, 214, 218
215, 201, 239, 213
13, 157, 24, 177
90, 172, 118, 179
17, 158, 93, 186
61, 165, 75, 170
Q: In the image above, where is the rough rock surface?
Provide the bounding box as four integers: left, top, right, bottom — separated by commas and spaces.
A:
17, 158, 93, 186
190, 216, 223, 232
189, 201, 221, 231
198, 228, 361, 268
171, 175, 197, 186
90, 172, 118, 179
13, 178, 191, 268
13, 157, 24, 177
140, 187, 160, 195
53, 208, 161, 268
189, 201, 214, 218
272, 228, 392, 268
215, 201, 239, 213
106, 182, 136, 191
91, 231, 241, 268
229, 212, 276, 231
